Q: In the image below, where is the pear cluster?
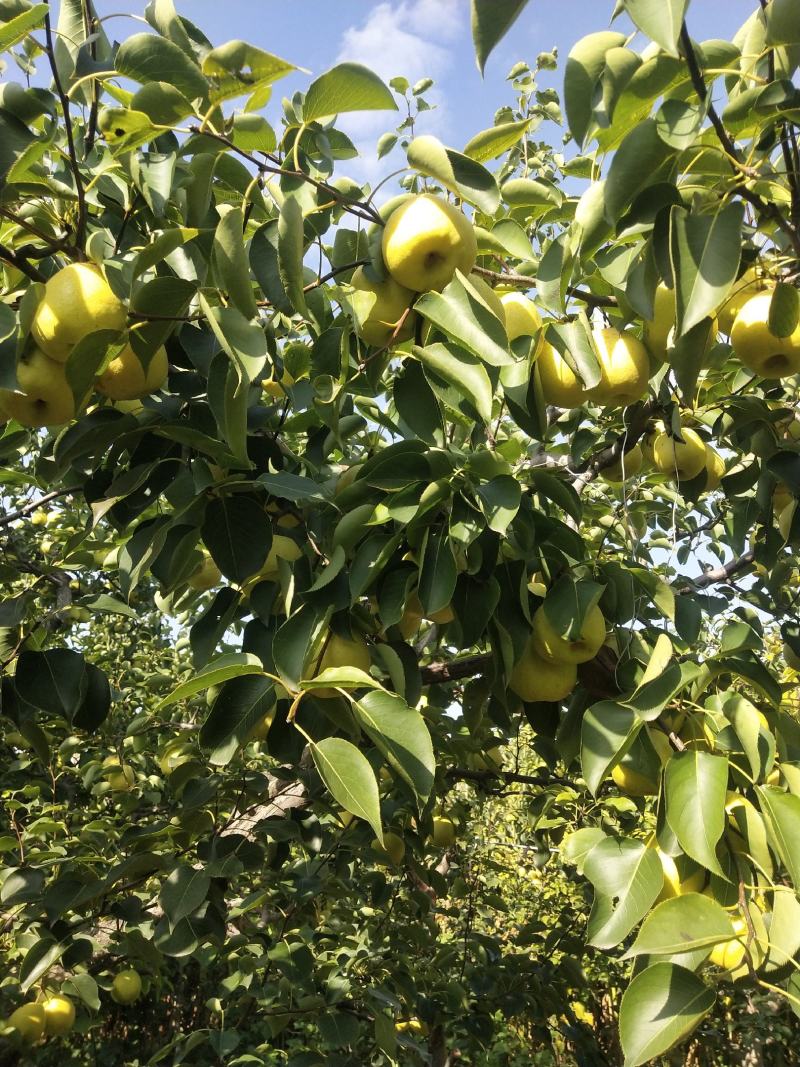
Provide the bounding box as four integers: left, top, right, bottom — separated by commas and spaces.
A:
4, 995, 75, 1045
0, 263, 167, 430
510, 599, 606, 703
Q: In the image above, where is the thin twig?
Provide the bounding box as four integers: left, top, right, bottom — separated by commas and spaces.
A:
0, 242, 45, 282
0, 488, 79, 528
471, 264, 618, 308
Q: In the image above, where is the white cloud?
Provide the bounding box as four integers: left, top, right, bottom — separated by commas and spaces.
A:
333, 0, 467, 187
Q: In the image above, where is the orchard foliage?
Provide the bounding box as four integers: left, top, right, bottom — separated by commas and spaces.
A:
1, 0, 800, 1063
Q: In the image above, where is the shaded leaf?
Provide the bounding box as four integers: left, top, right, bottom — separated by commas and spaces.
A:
620, 963, 714, 1066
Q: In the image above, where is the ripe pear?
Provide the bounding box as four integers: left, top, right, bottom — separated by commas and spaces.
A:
42, 995, 75, 1037
652, 427, 708, 481
536, 342, 585, 408
349, 265, 416, 347
731, 291, 800, 378
709, 917, 747, 970
652, 844, 705, 903
249, 703, 276, 741
703, 445, 725, 491
510, 640, 578, 701
111, 969, 142, 1004
311, 632, 372, 698
102, 755, 135, 792
431, 815, 457, 848
32, 262, 127, 362
96, 345, 168, 401
187, 552, 221, 592
371, 830, 406, 865
0, 348, 76, 427
601, 443, 643, 483
469, 274, 506, 325
612, 728, 671, 796
532, 603, 605, 665
500, 291, 541, 341
243, 534, 302, 591
382, 193, 477, 292
717, 265, 768, 335
589, 328, 650, 407
643, 282, 675, 361
7, 1002, 45, 1044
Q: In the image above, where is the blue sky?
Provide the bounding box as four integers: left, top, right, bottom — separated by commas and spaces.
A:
85, 0, 760, 182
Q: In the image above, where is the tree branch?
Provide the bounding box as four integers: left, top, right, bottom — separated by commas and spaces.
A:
0, 242, 45, 282
0, 488, 79, 528
471, 264, 618, 308
43, 5, 88, 253
680, 549, 755, 591
420, 653, 492, 685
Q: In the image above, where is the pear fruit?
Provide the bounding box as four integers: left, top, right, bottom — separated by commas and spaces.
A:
371, 830, 406, 865
731, 291, 800, 378
96, 345, 168, 401
510, 639, 578, 701
32, 262, 127, 362
612, 728, 671, 796
187, 552, 221, 592
243, 534, 302, 591
42, 995, 75, 1037
311, 632, 371, 698
709, 917, 747, 970
0, 348, 76, 427
653, 847, 705, 903
643, 282, 675, 361
382, 193, 477, 292
652, 427, 708, 481
590, 328, 650, 407
111, 969, 142, 1004
431, 815, 457, 848
703, 445, 725, 491
718, 265, 768, 335
349, 265, 416, 347
532, 603, 605, 665
500, 292, 543, 342
102, 755, 135, 792
601, 443, 643, 483
7, 1002, 46, 1044
536, 342, 585, 408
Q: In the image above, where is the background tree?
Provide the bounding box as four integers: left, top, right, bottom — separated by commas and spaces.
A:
1, 0, 800, 1064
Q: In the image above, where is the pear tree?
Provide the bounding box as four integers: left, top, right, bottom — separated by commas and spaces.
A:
1, 0, 800, 1064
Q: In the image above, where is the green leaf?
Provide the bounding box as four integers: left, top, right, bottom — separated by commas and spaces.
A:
620, 963, 714, 1066
131, 81, 194, 125
304, 62, 397, 123
20, 938, 65, 993
413, 343, 494, 425
353, 690, 435, 805
413, 272, 511, 367
564, 31, 627, 148
766, 0, 800, 46
584, 837, 663, 949
200, 301, 268, 392
0, 3, 48, 53
155, 653, 265, 710
0, 109, 34, 190
581, 700, 640, 795
545, 316, 602, 388
500, 177, 563, 209
665, 751, 728, 875
202, 40, 296, 102
463, 118, 532, 162
278, 196, 308, 316
15, 649, 87, 719
310, 737, 382, 841
406, 134, 500, 214
258, 472, 327, 502
232, 112, 277, 154
626, 893, 736, 957
604, 119, 676, 223
670, 202, 744, 337
562, 827, 608, 873
764, 887, 800, 973
159, 864, 211, 930
115, 32, 208, 101
758, 785, 800, 886
214, 208, 258, 319
202, 495, 272, 583
769, 282, 800, 338
418, 529, 457, 616
201, 675, 276, 765
476, 475, 521, 534
471, 0, 530, 75
621, 0, 689, 57
132, 228, 200, 280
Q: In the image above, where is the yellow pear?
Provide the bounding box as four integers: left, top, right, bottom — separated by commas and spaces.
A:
335, 463, 363, 495
469, 273, 506, 325
382, 193, 477, 292
0, 348, 76, 427
111, 969, 142, 1004
643, 282, 675, 361
773, 482, 794, 513
187, 552, 221, 592
718, 266, 768, 335
431, 815, 457, 848
243, 534, 303, 591
601, 443, 643, 483
42, 995, 75, 1036
612, 728, 672, 796
7, 1002, 46, 1044
310, 632, 371, 698
652, 427, 708, 481
249, 703, 276, 741
399, 593, 424, 640
703, 445, 725, 490
731, 291, 800, 378
536, 342, 585, 408
652, 844, 705, 903
709, 917, 747, 970
500, 291, 542, 342
349, 265, 416, 347
32, 262, 127, 361
396, 1018, 428, 1035
96, 345, 168, 401
102, 755, 135, 792
532, 603, 605, 664
371, 830, 405, 865
590, 328, 650, 407
509, 639, 578, 701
